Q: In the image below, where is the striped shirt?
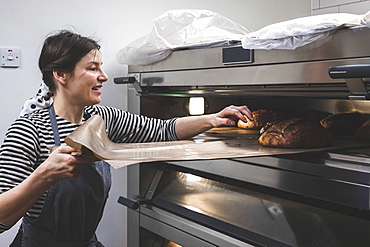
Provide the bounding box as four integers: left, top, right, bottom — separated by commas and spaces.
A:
0, 105, 178, 233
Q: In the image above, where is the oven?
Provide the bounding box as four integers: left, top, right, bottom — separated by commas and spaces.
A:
115, 26, 370, 247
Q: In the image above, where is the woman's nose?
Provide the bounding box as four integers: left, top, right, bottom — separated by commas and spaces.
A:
98, 70, 109, 82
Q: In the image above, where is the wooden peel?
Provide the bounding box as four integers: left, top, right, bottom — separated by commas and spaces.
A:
62, 115, 370, 169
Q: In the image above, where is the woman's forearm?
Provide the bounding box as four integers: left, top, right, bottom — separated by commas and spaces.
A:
175, 114, 214, 139
0, 145, 88, 229
0, 168, 53, 228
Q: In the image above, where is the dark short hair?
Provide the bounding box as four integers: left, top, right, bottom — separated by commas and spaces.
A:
38, 30, 101, 92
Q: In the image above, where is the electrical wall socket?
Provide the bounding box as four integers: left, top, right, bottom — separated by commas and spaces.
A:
1, 48, 20, 68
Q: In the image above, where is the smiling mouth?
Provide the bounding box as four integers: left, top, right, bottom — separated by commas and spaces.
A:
92, 87, 101, 91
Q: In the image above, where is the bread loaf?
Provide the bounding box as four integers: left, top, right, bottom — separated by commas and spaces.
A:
258, 118, 333, 148
320, 112, 367, 135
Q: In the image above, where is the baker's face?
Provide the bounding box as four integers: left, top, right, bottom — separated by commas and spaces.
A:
66, 49, 108, 106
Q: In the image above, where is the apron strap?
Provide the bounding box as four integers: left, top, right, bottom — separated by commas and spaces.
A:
48, 105, 61, 146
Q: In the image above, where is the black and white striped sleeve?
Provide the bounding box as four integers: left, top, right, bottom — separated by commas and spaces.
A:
0, 118, 39, 190
87, 105, 178, 143
0, 118, 40, 233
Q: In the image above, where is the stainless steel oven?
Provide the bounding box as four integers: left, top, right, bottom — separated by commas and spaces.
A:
116, 27, 370, 247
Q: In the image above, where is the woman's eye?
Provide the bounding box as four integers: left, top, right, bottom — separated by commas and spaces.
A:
89, 67, 97, 71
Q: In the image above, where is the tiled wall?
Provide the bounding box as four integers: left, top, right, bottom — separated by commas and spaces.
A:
312, 0, 370, 15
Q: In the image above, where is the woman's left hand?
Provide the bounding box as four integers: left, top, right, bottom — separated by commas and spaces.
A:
211, 105, 253, 127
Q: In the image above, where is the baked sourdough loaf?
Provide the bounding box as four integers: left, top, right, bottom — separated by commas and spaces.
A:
258, 118, 333, 148
237, 109, 286, 130
320, 112, 367, 135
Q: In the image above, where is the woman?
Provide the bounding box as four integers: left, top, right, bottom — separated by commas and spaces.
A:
0, 30, 253, 246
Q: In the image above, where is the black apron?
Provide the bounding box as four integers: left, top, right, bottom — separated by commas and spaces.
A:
10, 106, 111, 247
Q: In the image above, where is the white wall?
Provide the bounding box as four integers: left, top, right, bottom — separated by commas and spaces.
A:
0, 0, 310, 246
312, 0, 370, 14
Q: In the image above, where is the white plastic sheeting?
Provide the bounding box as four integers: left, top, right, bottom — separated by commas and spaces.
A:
241, 11, 370, 50
116, 9, 251, 65
116, 10, 370, 66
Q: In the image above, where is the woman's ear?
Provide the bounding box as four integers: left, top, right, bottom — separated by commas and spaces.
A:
52, 71, 68, 85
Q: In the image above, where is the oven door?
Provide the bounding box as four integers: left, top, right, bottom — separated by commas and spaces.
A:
122, 156, 370, 247
139, 205, 253, 247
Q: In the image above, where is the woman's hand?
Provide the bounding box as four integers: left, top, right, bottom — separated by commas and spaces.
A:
36, 145, 88, 183
175, 105, 253, 139
211, 105, 253, 127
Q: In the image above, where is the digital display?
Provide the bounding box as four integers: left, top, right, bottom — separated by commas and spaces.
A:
222, 46, 253, 65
